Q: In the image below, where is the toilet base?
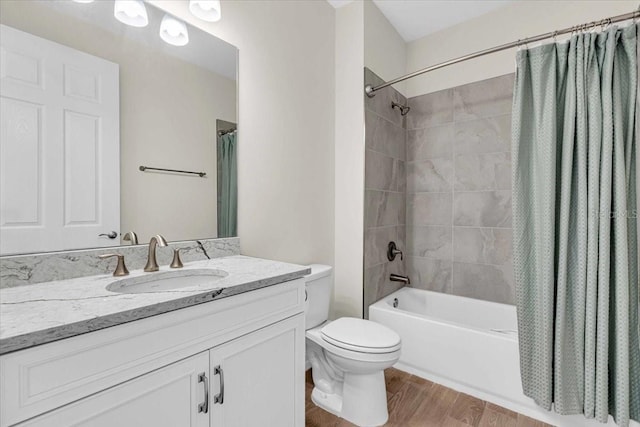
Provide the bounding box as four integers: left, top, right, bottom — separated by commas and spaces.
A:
311, 387, 342, 417
311, 371, 389, 427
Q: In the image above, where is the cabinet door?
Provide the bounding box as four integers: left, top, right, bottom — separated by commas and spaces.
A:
209, 314, 305, 427
20, 352, 209, 427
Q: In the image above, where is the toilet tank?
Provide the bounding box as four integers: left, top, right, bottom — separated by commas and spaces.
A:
305, 264, 333, 330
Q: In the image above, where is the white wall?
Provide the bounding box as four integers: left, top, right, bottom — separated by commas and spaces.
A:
406, 0, 637, 97
334, 1, 365, 319
363, 0, 406, 96
150, 0, 336, 267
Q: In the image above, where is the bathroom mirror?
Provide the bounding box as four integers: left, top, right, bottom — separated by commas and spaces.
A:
0, 0, 238, 255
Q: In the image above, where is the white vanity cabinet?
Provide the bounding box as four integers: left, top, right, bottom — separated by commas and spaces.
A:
19, 352, 210, 427
1, 279, 306, 427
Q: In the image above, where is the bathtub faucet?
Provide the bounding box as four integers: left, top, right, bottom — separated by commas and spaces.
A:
389, 274, 410, 285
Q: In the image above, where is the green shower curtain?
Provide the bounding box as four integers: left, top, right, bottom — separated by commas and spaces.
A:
512, 24, 639, 426
218, 132, 237, 238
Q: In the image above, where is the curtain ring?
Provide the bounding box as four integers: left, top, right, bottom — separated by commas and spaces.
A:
552, 31, 558, 42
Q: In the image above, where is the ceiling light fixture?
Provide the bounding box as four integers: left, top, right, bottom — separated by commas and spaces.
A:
189, 0, 221, 22
160, 14, 189, 46
114, 0, 149, 28
72, 0, 95, 3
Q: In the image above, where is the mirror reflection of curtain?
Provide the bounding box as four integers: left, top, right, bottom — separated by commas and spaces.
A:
217, 132, 237, 237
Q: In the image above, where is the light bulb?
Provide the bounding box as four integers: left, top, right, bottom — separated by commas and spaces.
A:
160, 15, 189, 46
113, 0, 148, 28
189, 0, 221, 22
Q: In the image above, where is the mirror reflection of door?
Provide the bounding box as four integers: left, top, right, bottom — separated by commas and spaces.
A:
0, 25, 120, 255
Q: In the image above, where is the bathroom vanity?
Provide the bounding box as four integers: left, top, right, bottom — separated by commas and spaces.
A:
0, 256, 309, 427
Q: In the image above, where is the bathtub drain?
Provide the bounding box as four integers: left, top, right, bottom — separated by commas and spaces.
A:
393, 298, 399, 308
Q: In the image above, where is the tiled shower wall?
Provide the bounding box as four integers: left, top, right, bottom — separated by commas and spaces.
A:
405, 74, 515, 304
363, 68, 407, 317
362, 71, 515, 313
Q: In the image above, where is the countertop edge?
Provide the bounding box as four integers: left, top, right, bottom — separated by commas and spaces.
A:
0, 267, 310, 356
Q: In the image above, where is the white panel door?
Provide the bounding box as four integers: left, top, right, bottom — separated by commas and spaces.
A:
0, 24, 119, 255
209, 315, 305, 427
19, 352, 210, 427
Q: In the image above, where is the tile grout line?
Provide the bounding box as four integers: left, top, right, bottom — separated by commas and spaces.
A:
451, 107, 456, 295
405, 108, 513, 132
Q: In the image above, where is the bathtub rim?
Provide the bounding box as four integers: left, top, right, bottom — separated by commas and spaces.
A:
369, 287, 518, 342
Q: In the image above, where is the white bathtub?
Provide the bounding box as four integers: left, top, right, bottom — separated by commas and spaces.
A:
370, 287, 637, 427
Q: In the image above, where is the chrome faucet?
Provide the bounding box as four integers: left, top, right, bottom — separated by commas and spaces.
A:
390, 274, 410, 285
123, 231, 139, 245
144, 235, 168, 272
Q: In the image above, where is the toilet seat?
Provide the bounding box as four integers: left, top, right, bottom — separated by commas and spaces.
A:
307, 326, 400, 363
321, 317, 401, 354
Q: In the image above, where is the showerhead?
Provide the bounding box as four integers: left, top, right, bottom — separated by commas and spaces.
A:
391, 101, 410, 116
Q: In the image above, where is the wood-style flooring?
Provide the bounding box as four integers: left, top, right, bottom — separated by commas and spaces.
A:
305, 368, 554, 427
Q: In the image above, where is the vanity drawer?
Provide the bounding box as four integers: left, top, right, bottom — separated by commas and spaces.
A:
0, 279, 304, 427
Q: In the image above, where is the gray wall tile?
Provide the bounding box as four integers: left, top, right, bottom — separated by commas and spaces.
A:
364, 73, 517, 309
454, 114, 512, 155
453, 74, 514, 122
452, 262, 514, 304
407, 89, 453, 129
454, 152, 511, 191
407, 158, 453, 193
407, 257, 452, 293
407, 193, 452, 226
363, 68, 408, 317
394, 159, 406, 193
454, 191, 512, 227
453, 228, 512, 265
365, 190, 406, 228
366, 110, 406, 160
407, 123, 454, 161
365, 149, 398, 191
364, 261, 406, 317
364, 226, 405, 269
407, 226, 452, 260
365, 68, 407, 128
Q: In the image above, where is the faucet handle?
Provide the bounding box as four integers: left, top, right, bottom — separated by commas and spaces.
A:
170, 248, 184, 269
387, 241, 403, 261
99, 254, 130, 277
123, 231, 138, 245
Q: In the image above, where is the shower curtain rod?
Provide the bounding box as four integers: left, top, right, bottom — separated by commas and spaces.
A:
364, 9, 639, 98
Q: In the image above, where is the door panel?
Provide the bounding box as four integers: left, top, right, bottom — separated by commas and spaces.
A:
0, 24, 119, 254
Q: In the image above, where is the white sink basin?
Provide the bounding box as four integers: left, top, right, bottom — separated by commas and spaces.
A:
107, 269, 228, 294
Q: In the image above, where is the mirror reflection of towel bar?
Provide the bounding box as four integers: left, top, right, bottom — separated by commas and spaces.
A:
139, 165, 206, 178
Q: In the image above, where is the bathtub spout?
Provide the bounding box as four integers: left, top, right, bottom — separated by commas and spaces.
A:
389, 274, 410, 285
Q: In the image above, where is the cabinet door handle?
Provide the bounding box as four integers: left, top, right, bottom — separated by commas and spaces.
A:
214, 365, 224, 404
198, 372, 209, 414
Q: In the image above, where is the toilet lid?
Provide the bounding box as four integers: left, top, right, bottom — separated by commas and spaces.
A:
321, 318, 401, 353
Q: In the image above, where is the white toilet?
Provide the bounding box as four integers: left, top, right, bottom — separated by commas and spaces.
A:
305, 265, 401, 427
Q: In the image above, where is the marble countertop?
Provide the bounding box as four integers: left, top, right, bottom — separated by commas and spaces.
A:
0, 256, 310, 355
